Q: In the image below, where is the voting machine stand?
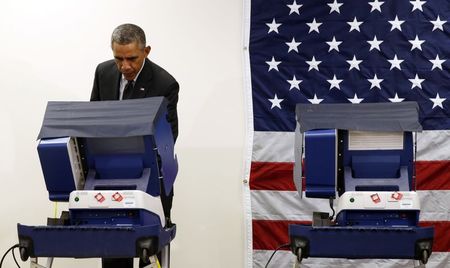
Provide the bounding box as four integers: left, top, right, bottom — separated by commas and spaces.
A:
289, 102, 434, 266
17, 98, 177, 268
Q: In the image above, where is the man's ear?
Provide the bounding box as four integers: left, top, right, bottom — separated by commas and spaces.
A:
145, 46, 151, 57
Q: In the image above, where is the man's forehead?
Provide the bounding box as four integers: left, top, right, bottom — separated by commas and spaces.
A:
112, 42, 143, 54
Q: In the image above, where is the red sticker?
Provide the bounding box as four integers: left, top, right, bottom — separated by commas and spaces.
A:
95, 193, 105, 203
391, 192, 403, 201
371, 193, 381, 203
112, 192, 123, 202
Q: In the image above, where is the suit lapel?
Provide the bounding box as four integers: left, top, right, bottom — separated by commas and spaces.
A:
133, 59, 153, 98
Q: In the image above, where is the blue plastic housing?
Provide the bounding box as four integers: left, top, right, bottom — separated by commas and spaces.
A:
304, 129, 337, 199
37, 109, 177, 201
342, 131, 414, 192
336, 210, 420, 227
289, 224, 433, 260
17, 223, 175, 258
37, 138, 77, 201
70, 208, 161, 226
81, 135, 161, 197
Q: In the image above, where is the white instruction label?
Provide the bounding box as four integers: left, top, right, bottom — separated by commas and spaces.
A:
400, 199, 413, 209
123, 198, 136, 208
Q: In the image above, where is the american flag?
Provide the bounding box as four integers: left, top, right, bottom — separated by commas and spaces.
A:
244, 0, 449, 267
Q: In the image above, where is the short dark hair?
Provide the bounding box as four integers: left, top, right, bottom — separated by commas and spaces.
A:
111, 23, 146, 49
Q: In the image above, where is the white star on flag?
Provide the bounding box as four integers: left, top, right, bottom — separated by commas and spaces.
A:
327, 74, 343, 90
368, 74, 383, 89
369, 0, 384, 13
326, 36, 342, 52
287, 75, 302, 90
367, 36, 383, 51
347, 55, 362, 70
308, 94, 324, 104
266, 57, 281, 71
389, 93, 405, 103
409, 74, 425, 89
388, 54, 404, 70
389, 16, 405, 31
409, 35, 425, 51
347, 17, 363, 32
429, 55, 445, 70
430, 93, 446, 109
307, 18, 322, 33
430, 16, 446, 31
287, 0, 302, 15
306, 56, 321, 71
285, 37, 301, 53
410, 0, 426, 12
268, 94, 284, 109
266, 18, 282, 33
328, 0, 343, 14
348, 94, 364, 104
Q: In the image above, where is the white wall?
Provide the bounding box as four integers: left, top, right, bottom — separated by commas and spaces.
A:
0, 1, 246, 267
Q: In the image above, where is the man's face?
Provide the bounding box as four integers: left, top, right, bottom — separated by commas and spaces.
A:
112, 41, 150, 81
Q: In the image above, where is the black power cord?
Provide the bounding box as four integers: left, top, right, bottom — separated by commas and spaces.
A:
329, 198, 335, 220
11, 245, 21, 268
0, 244, 21, 268
264, 243, 290, 268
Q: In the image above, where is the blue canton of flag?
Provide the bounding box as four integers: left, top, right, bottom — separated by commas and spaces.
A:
250, 0, 449, 132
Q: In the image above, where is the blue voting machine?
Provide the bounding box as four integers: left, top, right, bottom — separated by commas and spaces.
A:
289, 102, 434, 265
17, 97, 177, 268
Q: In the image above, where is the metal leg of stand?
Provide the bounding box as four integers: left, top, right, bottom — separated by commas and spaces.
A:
30, 257, 53, 268
160, 245, 170, 268
46, 258, 53, 268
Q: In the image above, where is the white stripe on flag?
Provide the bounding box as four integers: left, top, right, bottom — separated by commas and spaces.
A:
419, 190, 450, 221
252, 131, 295, 162
416, 131, 450, 161
252, 130, 450, 162
251, 190, 319, 221
253, 250, 450, 268
251, 190, 450, 221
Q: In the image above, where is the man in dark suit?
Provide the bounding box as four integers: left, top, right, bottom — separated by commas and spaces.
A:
90, 23, 178, 268
91, 23, 179, 141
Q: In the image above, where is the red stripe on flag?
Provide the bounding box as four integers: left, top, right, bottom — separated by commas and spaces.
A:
253, 220, 450, 252
250, 161, 450, 191
416, 161, 450, 190
252, 220, 308, 250
250, 162, 295, 190
419, 221, 450, 252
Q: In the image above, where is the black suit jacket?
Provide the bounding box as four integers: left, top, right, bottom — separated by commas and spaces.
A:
91, 58, 179, 140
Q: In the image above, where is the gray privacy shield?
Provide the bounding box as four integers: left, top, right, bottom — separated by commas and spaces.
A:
296, 102, 422, 133
37, 97, 168, 139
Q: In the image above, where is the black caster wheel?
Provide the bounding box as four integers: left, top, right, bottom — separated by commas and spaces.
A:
19, 247, 29, 262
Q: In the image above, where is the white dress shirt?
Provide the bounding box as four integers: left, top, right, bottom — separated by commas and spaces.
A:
118, 59, 146, 100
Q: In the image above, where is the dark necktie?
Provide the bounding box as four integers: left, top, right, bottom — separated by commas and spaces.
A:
122, 80, 134, 100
